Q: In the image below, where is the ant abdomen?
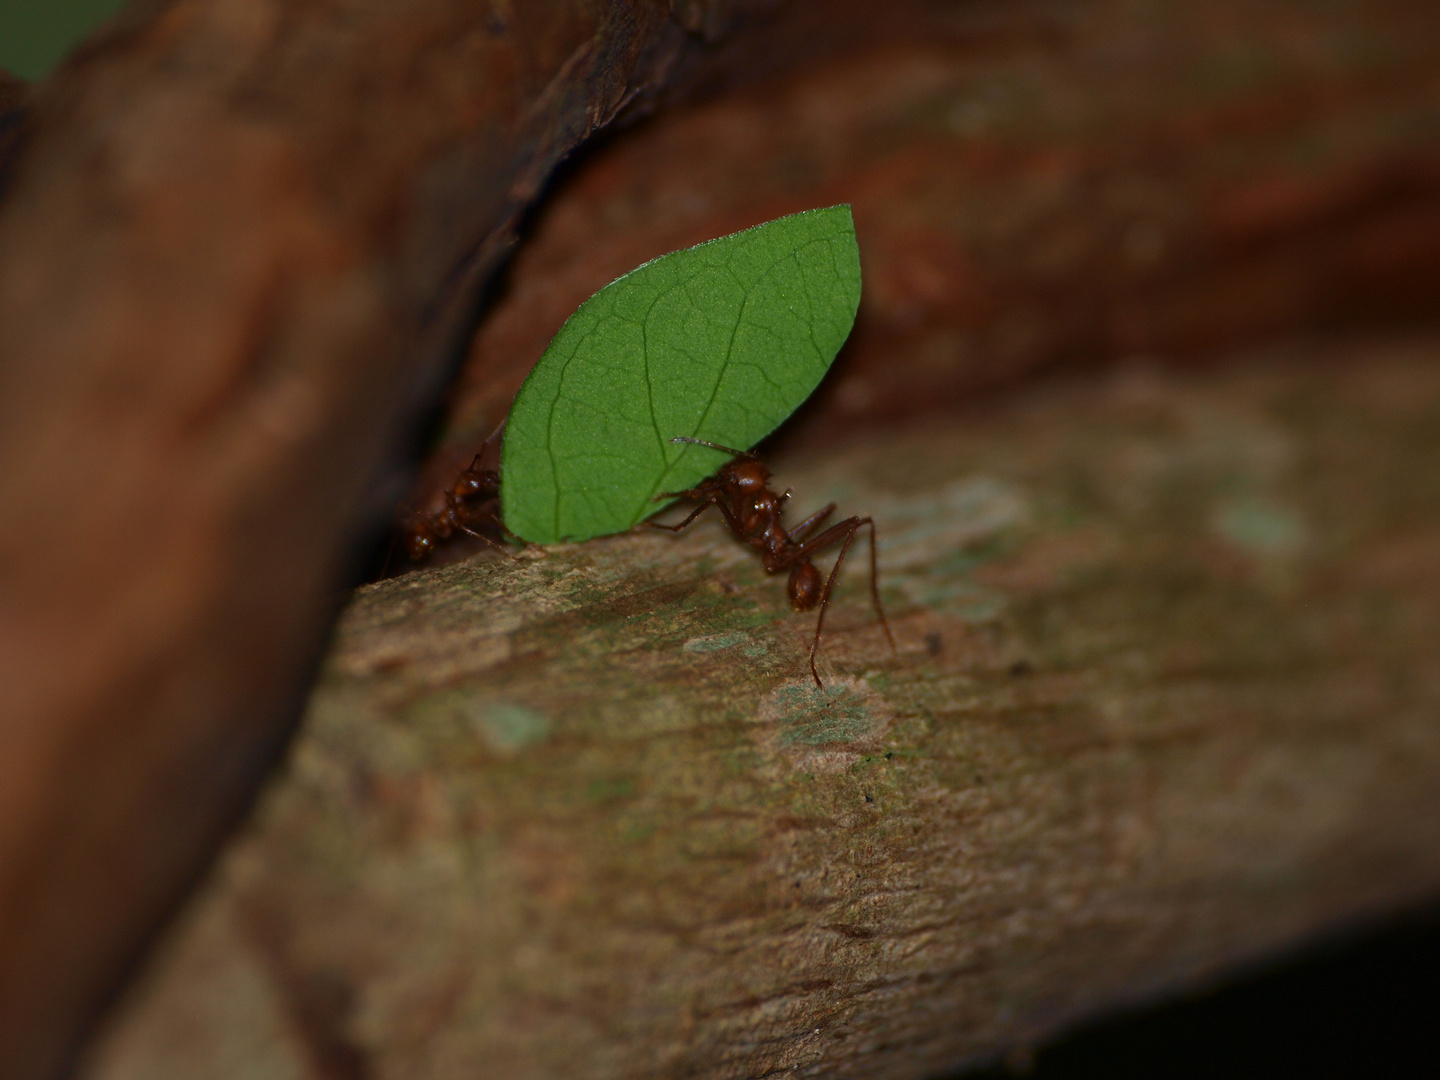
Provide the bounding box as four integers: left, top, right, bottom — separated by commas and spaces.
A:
788, 561, 821, 611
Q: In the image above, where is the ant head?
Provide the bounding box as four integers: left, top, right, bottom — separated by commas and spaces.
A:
725, 458, 770, 492
788, 560, 821, 611
454, 467, 499, 498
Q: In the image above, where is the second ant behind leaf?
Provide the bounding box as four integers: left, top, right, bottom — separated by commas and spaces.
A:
398, 423, 515, 564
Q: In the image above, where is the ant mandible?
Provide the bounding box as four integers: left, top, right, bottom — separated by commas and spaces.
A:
653, 436, 896, 689
400, 427, 510, 561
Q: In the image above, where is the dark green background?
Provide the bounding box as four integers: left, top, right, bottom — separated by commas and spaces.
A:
1, 0, 127, 80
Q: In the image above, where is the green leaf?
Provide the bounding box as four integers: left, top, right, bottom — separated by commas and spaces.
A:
501, 205, 861, 544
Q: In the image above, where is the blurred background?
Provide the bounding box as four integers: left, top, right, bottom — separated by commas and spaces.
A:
5, 0, 1439, 1076
0, 0, 127, 80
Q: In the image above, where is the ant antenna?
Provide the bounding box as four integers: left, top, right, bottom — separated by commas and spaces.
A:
670, 436, 755, 458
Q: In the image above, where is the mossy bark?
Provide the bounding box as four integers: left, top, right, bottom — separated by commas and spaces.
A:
85, 340, 1440, 1079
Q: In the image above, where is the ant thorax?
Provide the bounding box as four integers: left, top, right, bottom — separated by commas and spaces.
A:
740, 490, 785, 539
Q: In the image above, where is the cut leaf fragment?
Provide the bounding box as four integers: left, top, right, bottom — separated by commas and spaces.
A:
502, 205, 861, 544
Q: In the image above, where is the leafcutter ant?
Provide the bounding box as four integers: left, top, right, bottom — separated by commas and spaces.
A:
400, 426, 511, 561
653, 437, 896, 688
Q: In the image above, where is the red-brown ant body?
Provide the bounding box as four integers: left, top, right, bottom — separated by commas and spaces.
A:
399, 432, 893, 688
654, 437, 895, 688
400, 453, 504, 560
400, 422, 513, 565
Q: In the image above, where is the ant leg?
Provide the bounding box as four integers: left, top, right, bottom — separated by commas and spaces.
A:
865, 519, 897, 653
807, 520, 862, 689
648, 501, 713, 533
656, 474, 726, 503
774, 516, 897, 684
457, 523, 521, 559
666, 496, 750, 541
479, 419, 506, 454
654, 486, 703, 502
787, 502, 836, 545
669, 436, 756, 459
769, 516, 859, 571
793, 516, 896, 652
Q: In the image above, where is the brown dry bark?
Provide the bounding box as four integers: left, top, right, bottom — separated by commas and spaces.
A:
414, 0, 1440, 507
0, 3, 775, 1077
83, 338, 1440, 1080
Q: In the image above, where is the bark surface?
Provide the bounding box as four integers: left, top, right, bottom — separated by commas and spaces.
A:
0, 3, 766, 1076
85, 339, 1440, 1079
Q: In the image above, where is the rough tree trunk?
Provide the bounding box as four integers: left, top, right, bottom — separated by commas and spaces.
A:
84, 339, 1440, 1079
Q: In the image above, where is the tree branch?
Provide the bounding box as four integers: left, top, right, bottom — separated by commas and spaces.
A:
84, 338, 1440, 1080
3, 0, 1438, 1076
